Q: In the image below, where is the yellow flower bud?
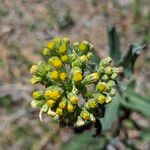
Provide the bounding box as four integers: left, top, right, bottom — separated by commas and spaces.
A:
45, 90, 61, 100
73, 72, 83, 82
49, 57, 63, 69
81, 111, 90, 120
47, 99, 55, 107
59, 99, 67, 109
56, 108, 63, 116
70, 96, 78, 104
32, 91, 43, 100
80, 55, 88, 63
61, 55, 69, 63
47, 41, 55, 50
59, 44, 67, 54
42, 48, 50, 56
54, 37, 61, 44
67, 103, 74, 112
82, 72, 99, 84
50, 70, 59, 80
88, 99, 96, 109
97, 95, 106, 104
97, 82, 106, 92
30, 65, 38, 74
78, 41, 89, 53
60, 72, 67, 81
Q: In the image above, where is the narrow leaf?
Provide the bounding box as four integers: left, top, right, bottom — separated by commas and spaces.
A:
118, 43, 143, 78
121, 92, 150, 117
102, 93, 121, 131
107, 26, 121, 64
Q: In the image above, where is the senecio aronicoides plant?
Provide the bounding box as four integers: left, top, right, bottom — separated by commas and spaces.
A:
30, 37, 119, 128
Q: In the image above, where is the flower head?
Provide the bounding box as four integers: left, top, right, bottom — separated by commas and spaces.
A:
30, 37, 119, 129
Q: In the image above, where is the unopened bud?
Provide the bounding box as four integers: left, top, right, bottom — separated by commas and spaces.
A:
99, 57, 112, 67
67, 102, 74, 112
81, 110, 90, 120
82, 72, 99, 84
97, 82, 106, 92
78, 41, 89, 53
107, 80, 116, 87
59, 98, 67, 109
94, 94, 106, 104
105, 96, 112, 103
88, 99, 96, 109
105, 67, 113, 75
30, 65, 38, 74
109, 89, 116, 97
42, 48, 50, 56
49, 57, 63, 69
102, 74, 109, 82
32, 91, 44, 100
111, 73, 118, 79
71, 67, 83, 83
56, 108, 63, 116
47, 99, 55, 107
68, 92, 78, 104
47, 41, 55, 51
30, 76, 42, 85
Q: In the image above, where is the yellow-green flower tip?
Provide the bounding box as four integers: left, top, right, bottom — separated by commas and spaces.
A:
45, 90, 61, 100
32, 91, 43, 100
42, 48, 50, 56
47, 41, 55, 50
81, 111, 90, 120
47, 99, 55, 107
59, 100, 66, 109
97, 82, 106, 92
50, 70, 59, 80
49, 57, 63, 69
78, 41, 89, 53
97, 95, 106, 104
70, 96, 78, 104
59, 44, 67, 54
60, 72, 67, 81
30, 65, 38, 74
88, 99, 96, 109
73, 72, 83, 82
61, 55, 69, 63
67, 103, 74, 112
54, 37, 61, 44
56, 108, 63, 116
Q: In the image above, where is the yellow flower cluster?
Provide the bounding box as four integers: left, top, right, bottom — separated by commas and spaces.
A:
30, 37, 119, 128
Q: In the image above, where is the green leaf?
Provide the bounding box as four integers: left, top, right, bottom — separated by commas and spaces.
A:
140, 128, 150, 142
107, 26, 121, 64
121, 92, 150, 117
102, 93, 121, 131
118, 43, 143, 78
61, 132, 106, 150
